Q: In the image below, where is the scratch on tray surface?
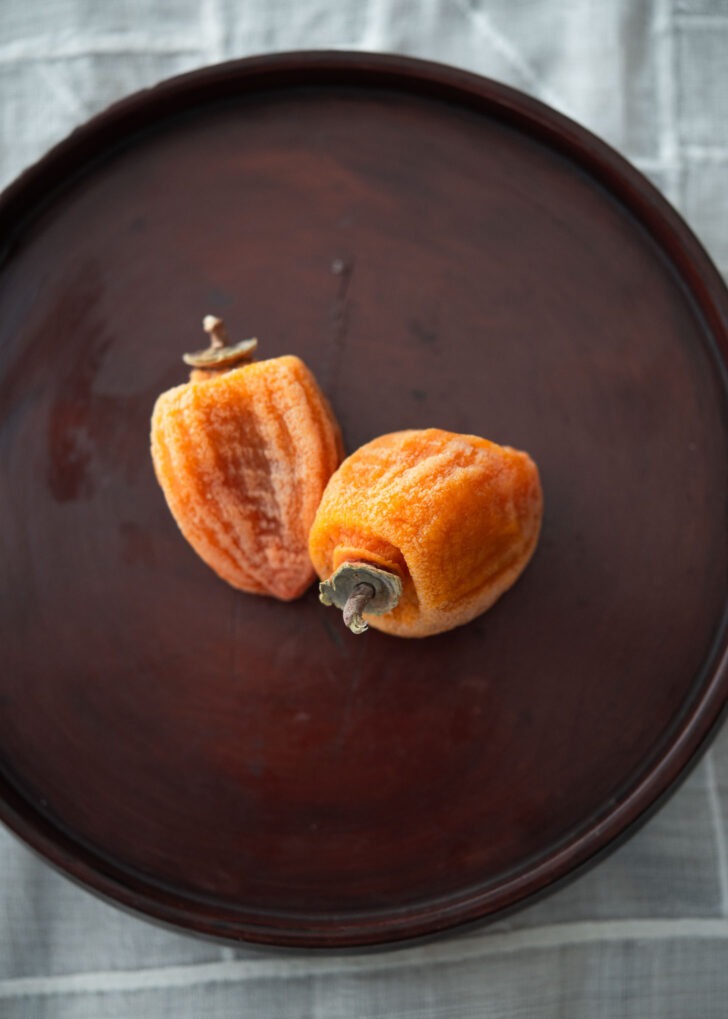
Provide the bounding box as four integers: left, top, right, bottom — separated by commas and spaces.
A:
324, 255, 356, 397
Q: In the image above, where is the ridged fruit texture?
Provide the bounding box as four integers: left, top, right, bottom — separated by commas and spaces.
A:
151, 356, 343, 600
309, 428, 542, 637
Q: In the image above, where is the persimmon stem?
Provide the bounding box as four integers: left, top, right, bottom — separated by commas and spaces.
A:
318, 561, 402, 635
342, 583, 376, 634
203, 315, 229, 350
183, 316, 258, 370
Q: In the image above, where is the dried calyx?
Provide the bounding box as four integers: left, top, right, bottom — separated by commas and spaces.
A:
319, 562, 402, 634
183, 315, 258, 371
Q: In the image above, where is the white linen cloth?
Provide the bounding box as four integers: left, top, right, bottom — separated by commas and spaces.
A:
1, 1, 727, 1016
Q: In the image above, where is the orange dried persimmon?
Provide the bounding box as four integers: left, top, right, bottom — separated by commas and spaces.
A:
151, 316, 343, 601
308, 428, 542, 637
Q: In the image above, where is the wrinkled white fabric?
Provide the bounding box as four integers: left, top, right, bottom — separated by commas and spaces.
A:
1, 1, 728, 1016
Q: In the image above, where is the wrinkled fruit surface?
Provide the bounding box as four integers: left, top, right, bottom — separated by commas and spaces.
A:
309, 428, 542, 636
151, 355, 343, 600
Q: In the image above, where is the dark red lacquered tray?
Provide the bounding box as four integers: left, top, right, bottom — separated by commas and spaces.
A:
1, 52, 727, 949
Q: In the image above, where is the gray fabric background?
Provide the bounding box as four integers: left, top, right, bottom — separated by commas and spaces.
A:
1, 1, 728, 1015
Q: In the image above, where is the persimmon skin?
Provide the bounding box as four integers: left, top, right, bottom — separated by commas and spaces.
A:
151, 355, 343, 601
308, 428, 542, 637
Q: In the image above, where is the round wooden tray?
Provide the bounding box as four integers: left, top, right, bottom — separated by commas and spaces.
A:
1, 52, 727, 949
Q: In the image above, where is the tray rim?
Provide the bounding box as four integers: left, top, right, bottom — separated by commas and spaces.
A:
1, 49, 727, 950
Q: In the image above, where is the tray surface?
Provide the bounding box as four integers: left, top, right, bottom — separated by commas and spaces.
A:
1, 52, 727, 948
